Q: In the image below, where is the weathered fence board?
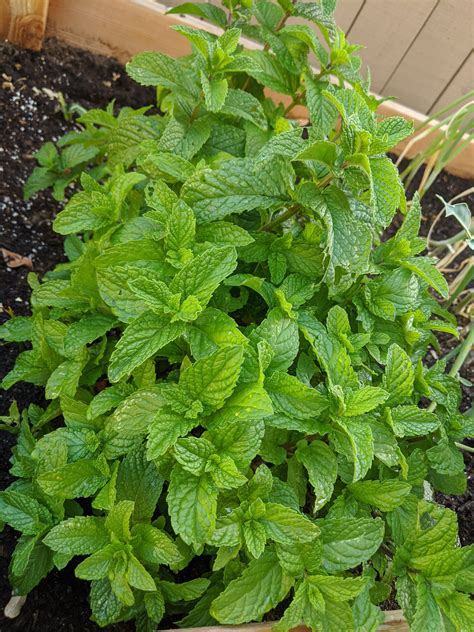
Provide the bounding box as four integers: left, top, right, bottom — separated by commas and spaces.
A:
383, 0, 473, 113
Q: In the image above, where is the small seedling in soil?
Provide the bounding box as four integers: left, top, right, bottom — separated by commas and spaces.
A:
1, 1, 473, 630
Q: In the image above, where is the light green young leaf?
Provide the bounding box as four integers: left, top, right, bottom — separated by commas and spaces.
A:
44, 516, 109, 555
108, 314, 186, 382
201, 73, 228, 112
344, 386, 389, 416
167, 465, 218, 547
383, 343, 414, 406
262, 502, 320, 544
210, 550, 293, 624
180, 345, 244, 413
170, 245, 238, 305
348, 480, 412, 512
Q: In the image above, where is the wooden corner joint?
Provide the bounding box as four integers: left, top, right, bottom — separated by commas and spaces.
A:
3, 0, 50, 51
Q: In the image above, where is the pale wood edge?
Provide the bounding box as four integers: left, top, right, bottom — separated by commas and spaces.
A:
160, 609, 409, 632
1, 0, 50, 50
40, 0, 473, 179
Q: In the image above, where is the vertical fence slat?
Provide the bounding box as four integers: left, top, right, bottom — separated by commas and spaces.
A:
384, 0, 473, 114
347, 0, 437, 94
0, 0, 50, 50
428, 51, 474, 114
335, 0, 365, 33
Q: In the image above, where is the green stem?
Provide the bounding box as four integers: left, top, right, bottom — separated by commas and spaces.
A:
429, 228, 470, 247
454, 442, 474, 453
448, 324, 474, 378
259, 205, 300, 232
428, 324, 473, 412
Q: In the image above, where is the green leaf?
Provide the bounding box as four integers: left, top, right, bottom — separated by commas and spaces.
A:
348, 480, 412, 512
158, 577, 210, 602
44, 516, 109, 555
64, 314, 116, 357
308, 574, 366, 601
147, 411, 196, 460
181, 157, 293, 223
180, 345, 244, 413
387, 405, 439, 437
252, 308, 299, 374
243, 520, 267, 559
186, 308, 248, 359
166, 3, 228, 28
399, 256, 449, 299
167, 465, 218, 547
53, 191, 113, 235
210, 415, 266, 467
369, 156, 404, 227
223, 89, 268, 130
0, 491, 51, 535
108, 314, 186, 382
175, 436, 215, 476
333, 418, 374, 482
90, 578, 123, 627
201, 73, 228, 112
296, 441, 337, 511
37, 459, 108, 499
126, 51, 198, 97
170, 246, 238, 305
210, 550, 293, 624
266, 372, 328, 422
75, 544, 119, 580
344, 386, 389, 416
116, 446, 163, 522
410, 575, 444, 632
132, 523, 183, 567
319, 517, 384, 572
383, 343, 414, 406
263, 502, 319, 544
127, 553, 156, 591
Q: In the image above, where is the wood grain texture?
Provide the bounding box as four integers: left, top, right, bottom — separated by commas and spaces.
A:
335, 0, 365, 33
161, 610, 409, 632
0, 0, 49, 50
347, 0, 437, 93
384, 0, 474, 113
429, 50, 474, 114
43, 0, 473, 178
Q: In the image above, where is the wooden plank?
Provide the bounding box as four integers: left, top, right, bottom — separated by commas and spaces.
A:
384, 0, 473, 113
429, 51, 474, 114
161, 610, 409, 632
335, 0, 365, 33
347, 0, 437, 94
0, 0, 50, 50
44, 0, 473, 178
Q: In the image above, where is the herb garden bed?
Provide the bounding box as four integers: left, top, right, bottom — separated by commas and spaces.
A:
0, 3, 473, 631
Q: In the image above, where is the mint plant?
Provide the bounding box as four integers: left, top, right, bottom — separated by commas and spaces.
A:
1, 1, 473, 630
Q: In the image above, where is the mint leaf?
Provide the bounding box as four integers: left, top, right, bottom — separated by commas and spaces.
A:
348, 480, 412, 512
108, 315, 185, 382
44, 517, 109, 555
319, 517, 384, 572
167, 465, 218, 547
181, 158, 293, 223
210, 550, 293, 623
296, 441, 337, 511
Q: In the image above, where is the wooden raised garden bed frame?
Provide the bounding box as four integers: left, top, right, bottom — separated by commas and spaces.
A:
3, 1, 457, 630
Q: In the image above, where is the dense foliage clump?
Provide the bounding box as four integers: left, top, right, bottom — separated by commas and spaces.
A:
1, 1, 472, 629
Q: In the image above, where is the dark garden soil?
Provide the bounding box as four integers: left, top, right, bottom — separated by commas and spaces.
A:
0, 38, 473, 630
